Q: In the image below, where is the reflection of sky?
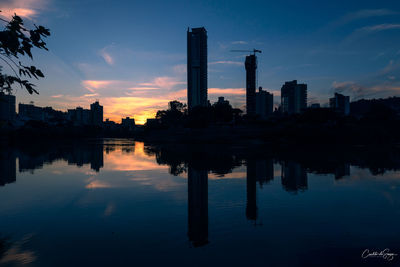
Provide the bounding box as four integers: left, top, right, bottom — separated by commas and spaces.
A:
1, 1, 400, 123
0, 143, 400, 265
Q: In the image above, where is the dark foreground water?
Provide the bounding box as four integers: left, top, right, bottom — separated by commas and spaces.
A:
0, 139, 399, 266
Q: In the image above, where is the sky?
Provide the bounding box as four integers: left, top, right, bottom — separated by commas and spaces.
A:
1, 0, 400, 124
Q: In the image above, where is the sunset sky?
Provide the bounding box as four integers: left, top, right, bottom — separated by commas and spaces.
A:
1, 0, 400, 124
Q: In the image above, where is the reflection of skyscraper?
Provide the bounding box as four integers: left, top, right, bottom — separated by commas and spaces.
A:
188, 166, 209, 247
0, 150, 16, 186
246, 160, 257, 221
90, 144, 104, 172
187, 27, 208, 110
281, 161, 308, 192
335, 164, 350, 180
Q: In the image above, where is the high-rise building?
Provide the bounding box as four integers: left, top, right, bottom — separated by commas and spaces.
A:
245, 55, 257, 115
19, 103, 45, 121
187, 27, 208, 110
330, 93, 350, 116
281, 80, 307, 114
90, 101, 103, 126
0, 92, 15, 122
255, 87, 273, 119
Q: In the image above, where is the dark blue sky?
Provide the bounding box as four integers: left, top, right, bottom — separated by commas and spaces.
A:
1, 0, 400, 123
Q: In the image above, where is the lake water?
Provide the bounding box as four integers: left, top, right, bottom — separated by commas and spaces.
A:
0, 139, 399, 266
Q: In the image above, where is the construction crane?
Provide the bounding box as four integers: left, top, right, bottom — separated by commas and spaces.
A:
230, 49, 262, 55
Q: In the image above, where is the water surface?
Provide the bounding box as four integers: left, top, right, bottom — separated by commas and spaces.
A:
0, 139, 399, 266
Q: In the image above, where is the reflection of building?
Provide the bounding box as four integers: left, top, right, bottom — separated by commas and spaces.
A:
330, 93, 350, 116
281, 161, 308, 192
0, 92, 16, 122
245, 55, 257, 115
188, 166, 209, 247
18, 144, 104, 173
0, 150, 16, 186
187, 27, 208, 110
246, 160, 257, 221
246, 159, 274, 222
255, 87, 273, 119
335, 164, 350, 180
255, 159, 274, 186
281, 80, 307, 114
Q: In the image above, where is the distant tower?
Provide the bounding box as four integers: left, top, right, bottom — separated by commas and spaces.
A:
245, 55, 257, 115
90, 101, 103, 126
330, 93, 350, 115
281, 80, 307, 114
187, 27, 208, 110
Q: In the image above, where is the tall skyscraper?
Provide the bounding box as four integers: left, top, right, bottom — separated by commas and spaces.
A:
187, 27, 208, 110
281, 80, 307, 114
245, 55, 257, 115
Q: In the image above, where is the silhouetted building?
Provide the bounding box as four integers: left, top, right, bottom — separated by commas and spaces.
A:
0, 92, 16, 122
188, 166, 209, 247
67, 101, 103, 126
245, 55, 257, 115
19, 103, 45, 121
281, 80, 307, 114
67, 107, 91, 125
42, 107, 67, 122
255, 87, 273, 119
121, 117, 135, 130
90, 101, 103, 126
281, 161, 308, 192
330, 93, 350, 116
187, 27, 208, 110
0, 150, 16, 186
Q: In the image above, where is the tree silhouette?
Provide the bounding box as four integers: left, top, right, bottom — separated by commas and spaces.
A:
0, 11, 50, 94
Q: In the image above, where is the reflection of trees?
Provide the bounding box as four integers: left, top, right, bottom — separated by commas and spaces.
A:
146, 143, 400, 187
144, 144, 242, 177
0, 236, 11, 261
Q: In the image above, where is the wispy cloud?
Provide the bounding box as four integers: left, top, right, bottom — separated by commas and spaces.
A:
51, 94, 63, 98
232, 40, 248, 45
209, 88, 245, 95
329, 9, 398, 28
332, 81, 400, 100
0, 0, 48, 19
99, 46, 115, 65
344, 24, 400, 43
